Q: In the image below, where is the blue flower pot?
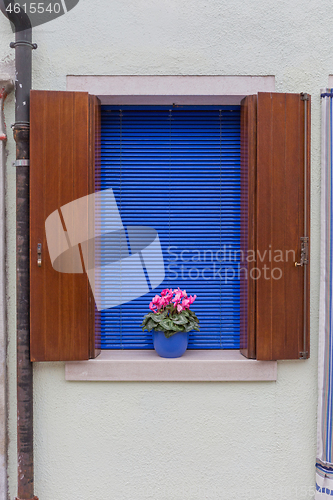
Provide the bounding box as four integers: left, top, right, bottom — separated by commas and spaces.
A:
153, 331, 188, 358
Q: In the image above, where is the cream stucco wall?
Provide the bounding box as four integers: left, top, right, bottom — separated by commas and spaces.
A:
0, 0, 328, 498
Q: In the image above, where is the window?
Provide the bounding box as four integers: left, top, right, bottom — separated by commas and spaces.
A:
29, 82, 310, 365
99, 105, 241, 350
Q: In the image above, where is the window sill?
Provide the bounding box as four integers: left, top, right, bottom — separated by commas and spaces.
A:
65, 350, 277, 382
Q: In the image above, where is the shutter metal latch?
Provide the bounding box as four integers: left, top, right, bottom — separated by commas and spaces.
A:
299, 93, 309, 360
37, 243, 42, 267
296, 237, 309, 359
295, 237, 309, 267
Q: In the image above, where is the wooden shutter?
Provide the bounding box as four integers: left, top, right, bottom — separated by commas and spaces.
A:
241, 92, 310, 361
30, 90, 101, 361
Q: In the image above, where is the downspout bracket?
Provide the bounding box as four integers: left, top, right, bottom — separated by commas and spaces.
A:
13, 159, 29, 167
10, 41, 37, 49
15, 496, 39, 500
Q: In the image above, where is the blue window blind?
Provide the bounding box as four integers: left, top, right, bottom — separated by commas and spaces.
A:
99, 105, 241, 349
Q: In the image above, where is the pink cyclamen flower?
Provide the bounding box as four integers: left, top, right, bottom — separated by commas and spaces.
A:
152, 295, 164, 309
161, 288, 169, 296
160, 296, 169, 308
149, 302, 157, 312
172, 291, 183, 304
181, 298, 190, 309
189, 295, 197, 305
177, 303, 183, 313
160, 290, 173, 307
152, 295, 160, 305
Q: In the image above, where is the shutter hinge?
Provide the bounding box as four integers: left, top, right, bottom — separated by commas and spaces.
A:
301, 93, 309, 101
299, 351, 309, 359
295, 237, 309, 267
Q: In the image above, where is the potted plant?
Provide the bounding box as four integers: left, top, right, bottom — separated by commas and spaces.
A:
141, 288, 200, 358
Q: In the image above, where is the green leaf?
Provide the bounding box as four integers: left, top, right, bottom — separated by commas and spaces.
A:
141, 312, 156, 325
152, 310, 168, 323
141, 315, 150, 330
159, 318, 171, 330
188, 310, 199, 323
184, 320, 200, 333
160, 319, 178, 332
172, 315, 188, 326
146, 318, 157, 332
163, 330, 174, 338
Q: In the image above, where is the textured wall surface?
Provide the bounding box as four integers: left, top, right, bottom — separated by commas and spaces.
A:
0, 0, 329, 498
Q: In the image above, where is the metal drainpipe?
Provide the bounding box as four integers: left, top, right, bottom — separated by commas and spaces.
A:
0, 2, 38, 500
0, 75, 14, 500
